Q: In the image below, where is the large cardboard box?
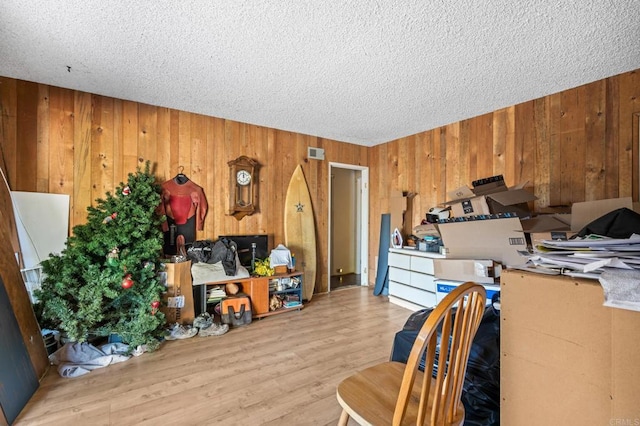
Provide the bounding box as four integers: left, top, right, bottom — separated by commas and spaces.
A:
501, 270, 640, 423
160, 261, 195, 325
437, 217, 529, 266
443, 175, 537, 219
433, 259, 501, 284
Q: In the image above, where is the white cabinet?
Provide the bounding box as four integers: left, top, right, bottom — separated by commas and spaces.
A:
387, 248, 444, 311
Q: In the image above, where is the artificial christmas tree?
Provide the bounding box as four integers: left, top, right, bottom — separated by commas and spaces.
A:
35, 162, 166, 351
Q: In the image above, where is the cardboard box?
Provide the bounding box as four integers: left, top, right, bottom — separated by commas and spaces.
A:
570, 197, 632, 232
472, 175, 508, 195
501, 270, 640, 423
529, 230, 577, 248
446, 185, 476, 200
160, 261, 195, 325
435, 279, 500, 305
483, 187, 538, 218
437, 217, 529, 266
520, 214, 571, 233
537, 205, 572, 214
402, 192, 417, 239
390, 190, 417, 241
447, 195, 491, 217
443, 175, 537, 219
390, 189, 408, 235
433, 259, 501, 284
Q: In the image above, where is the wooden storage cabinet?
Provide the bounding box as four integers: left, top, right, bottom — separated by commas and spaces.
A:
387, 248, 444, 311
196, 272, 304, 319
501, 270, 640, 423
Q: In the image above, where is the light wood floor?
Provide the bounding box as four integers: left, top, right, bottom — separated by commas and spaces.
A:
15, 287, 411, 425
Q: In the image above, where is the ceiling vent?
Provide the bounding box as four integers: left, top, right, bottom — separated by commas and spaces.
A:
308, 147, 325, 160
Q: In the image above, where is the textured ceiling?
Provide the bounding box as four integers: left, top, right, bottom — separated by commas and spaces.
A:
1, 1, 639, 146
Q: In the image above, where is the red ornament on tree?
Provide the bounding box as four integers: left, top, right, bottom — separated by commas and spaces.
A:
150, 300, 160, 315
121, 274, 134, 289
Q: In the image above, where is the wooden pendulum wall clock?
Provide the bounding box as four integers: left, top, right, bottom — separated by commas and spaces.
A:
228, 156, 259, 220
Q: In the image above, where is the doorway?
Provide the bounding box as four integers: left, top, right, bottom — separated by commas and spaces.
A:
328, 162, 369, 291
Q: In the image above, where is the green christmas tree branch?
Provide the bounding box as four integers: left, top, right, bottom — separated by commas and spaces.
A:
35, 162, 167, 351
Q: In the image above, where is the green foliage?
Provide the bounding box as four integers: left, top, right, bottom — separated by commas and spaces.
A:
253, 258, 275, 276
35, 162, 166, 350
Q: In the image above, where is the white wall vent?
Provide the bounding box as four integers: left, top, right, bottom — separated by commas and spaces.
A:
308, 147, 325, 160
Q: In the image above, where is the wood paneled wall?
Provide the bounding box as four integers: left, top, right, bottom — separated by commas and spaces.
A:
368, 69, 640, 282
2, 70, 639, 292
0, 77, 369, 294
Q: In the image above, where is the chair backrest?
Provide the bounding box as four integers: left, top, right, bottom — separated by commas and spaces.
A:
394, 282, 486, 425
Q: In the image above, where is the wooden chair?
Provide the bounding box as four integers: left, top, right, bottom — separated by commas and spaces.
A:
336, 282, 486, 425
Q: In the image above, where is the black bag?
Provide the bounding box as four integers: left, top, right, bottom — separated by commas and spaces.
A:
186, 238, 238, 276
575, 207, 640, 239
390, 293, 501, 426
220, 296, 252, 326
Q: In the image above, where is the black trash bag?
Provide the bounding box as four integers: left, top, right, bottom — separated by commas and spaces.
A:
460, 295, 500, 426
576, 207, 640, 239
186, 238, 238, 275
186, 240, 213, 263
210, 237, 238, 276
390, 306, 442, 376
389, 293, 501, 426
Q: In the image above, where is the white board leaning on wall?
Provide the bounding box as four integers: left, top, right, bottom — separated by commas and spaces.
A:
11, 191, 69, 302
11, 191, 69, 268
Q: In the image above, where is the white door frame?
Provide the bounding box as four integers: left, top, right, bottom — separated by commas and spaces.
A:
328, 162, 369, 290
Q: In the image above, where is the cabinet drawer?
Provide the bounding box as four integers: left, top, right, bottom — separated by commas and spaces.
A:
409, 271, 436, 292
389, 267, 410, 284
410, 256, 435, 275
388, 252, 410, 269
389, 281, 437, 308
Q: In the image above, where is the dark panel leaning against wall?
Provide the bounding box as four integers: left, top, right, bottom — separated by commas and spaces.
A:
0, 160, 49, 380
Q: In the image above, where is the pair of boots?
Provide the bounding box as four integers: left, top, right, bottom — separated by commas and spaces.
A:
193, 312, 229, 337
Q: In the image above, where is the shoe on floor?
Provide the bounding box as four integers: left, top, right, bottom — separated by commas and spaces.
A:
198, 323, 229, 337
193, 312, 213, 330
164, 323, 198, 340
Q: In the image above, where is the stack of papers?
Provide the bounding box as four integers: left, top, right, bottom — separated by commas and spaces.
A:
520, 234, 640, 279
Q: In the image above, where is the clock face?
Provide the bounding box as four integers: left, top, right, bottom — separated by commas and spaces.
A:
236, 170, 252, 186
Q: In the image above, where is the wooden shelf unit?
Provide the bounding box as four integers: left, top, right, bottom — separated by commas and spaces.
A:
195, 271, 304, 319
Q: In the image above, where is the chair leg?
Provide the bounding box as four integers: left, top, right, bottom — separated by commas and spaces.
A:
338, 409, 350, 426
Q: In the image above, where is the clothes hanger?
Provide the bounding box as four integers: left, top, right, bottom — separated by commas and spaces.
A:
174, 166, 189, 184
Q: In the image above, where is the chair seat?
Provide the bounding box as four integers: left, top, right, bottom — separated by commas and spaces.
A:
336, 361, 464, 425
336, 283, 485, 426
